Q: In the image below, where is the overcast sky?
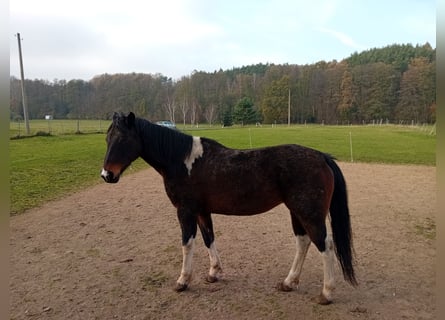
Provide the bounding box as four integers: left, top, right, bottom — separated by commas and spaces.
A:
10, 0, 436, 81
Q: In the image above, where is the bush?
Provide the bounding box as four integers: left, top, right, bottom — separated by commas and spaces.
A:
35, 131, 51, 137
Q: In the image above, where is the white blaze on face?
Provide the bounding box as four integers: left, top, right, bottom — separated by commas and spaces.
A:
184, 136, 204, 175
100, 168, 109, 179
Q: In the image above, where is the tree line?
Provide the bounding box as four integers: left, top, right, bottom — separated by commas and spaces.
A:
10, 43, 436, 126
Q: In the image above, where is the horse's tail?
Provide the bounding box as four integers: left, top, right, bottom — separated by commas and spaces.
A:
324, 155, 357, 286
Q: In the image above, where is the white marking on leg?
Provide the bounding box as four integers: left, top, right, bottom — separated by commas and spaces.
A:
177, 237, 195, 286
207, 242, 222, 280
321, 234, 336, 301
184, 136, 203, 175
283, 235, 311, 288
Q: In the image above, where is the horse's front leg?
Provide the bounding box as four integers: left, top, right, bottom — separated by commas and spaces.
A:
175, 208, 197, 292
198, 213, 223, 283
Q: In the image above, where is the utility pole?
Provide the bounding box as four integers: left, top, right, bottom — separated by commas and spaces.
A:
16, 33, 30, 135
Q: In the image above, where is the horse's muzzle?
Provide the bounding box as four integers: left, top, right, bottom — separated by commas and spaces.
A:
101, 168, 120, 183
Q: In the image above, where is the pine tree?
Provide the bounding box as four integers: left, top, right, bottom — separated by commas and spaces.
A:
233, 97, 258, 125
261, 76, 289, 123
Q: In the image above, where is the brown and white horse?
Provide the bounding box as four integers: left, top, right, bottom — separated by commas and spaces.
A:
101, 112, 357, 304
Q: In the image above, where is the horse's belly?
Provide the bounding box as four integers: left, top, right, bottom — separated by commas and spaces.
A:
207, 190, 282, 215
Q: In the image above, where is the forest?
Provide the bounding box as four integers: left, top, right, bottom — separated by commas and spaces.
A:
9, 43, 436, 126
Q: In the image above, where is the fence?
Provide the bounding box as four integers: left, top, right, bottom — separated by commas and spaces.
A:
10, 119, 110, 138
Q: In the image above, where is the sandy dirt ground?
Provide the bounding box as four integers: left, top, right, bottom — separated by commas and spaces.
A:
10, 162, 436, 320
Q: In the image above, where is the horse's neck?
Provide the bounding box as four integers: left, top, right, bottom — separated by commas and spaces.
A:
135, 119, 164, 168
136, 118, 192, 176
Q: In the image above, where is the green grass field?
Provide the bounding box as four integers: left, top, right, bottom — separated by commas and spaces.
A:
10, 121, 436, 215
184, 124, 435, 164
10, 119, 109, 138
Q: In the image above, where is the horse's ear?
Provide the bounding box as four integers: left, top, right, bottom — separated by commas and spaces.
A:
112, 112, 119, 121
127, 112, 136, 127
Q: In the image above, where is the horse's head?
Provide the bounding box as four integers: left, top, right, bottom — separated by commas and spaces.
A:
101, 112, 142, 183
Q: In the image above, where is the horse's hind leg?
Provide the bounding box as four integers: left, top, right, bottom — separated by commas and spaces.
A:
319, 233, 336, 305
283, 205, 336, 304
279, 213, 311, 292
198, 213, 223, 283
305, 219, 336, 305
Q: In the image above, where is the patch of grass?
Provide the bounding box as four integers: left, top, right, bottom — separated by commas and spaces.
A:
163, 245, 177, 253
10, 119, 108, 138
414, 217, 436, 240
141, 271, 169, 291
9, 134, 146, 214
86, 248, 101, 257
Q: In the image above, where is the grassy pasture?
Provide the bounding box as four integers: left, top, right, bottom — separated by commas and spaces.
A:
9, 134, 147, 214
184, 124, 435, 165
10, 119, 108, 138
10, 121, 435, 214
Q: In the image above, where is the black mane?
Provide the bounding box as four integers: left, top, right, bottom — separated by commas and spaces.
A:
135, 117, 193, 176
